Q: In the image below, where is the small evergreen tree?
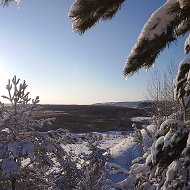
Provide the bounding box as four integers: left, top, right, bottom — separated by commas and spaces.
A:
0, 76, 70, 190
76, 134, 110, 190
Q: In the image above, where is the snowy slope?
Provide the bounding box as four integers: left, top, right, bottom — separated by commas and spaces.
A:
108, 139, 143, 183
61, 131, 145, 184
60, 126, 157, 186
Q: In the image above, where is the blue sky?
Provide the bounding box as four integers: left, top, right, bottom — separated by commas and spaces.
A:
0, 0, 189, 104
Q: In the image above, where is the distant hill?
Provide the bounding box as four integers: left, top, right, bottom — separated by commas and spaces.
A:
94, 101, 152, 109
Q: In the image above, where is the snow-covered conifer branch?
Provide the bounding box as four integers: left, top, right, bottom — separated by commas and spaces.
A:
173, 58, 190, 119
124, 0, 190, 76
184, 33, 190, 53
1, 0, 20, 6
175, 19, 190, 36
177, 0, 190, 9
174, 59, 190, 99
69, 0, 125, 34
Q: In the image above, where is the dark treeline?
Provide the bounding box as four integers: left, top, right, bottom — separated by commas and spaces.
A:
37, 104, 147, 133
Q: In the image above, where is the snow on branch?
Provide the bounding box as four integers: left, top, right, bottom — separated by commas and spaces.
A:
69, 0, 125, 34
175, 19, 190, 36
124, 0, 190, 76
174, 58, 190, 100
177, 0, 190, 9
184, 33, 190, 53
105, 162, 129, 175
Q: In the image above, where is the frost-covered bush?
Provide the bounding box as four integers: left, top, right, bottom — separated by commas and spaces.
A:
54, 133, 110, 190
54, 149, 82, 190
106, 118, 190, 189
0, 76, 72, 190
76, 135, 110, 190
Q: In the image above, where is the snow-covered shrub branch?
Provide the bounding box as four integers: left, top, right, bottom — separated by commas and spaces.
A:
76, 135, 110, 190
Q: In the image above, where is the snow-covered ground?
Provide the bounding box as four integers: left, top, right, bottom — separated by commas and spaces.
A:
61, 130, 143, 183
61, 132, 131, 155
60, 116, 154, 186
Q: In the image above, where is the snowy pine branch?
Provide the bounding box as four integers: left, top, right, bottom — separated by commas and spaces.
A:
1, 0, 20, 6
184, 33, 190, 53
124, 0, 189, 76
69, 0, 125, 34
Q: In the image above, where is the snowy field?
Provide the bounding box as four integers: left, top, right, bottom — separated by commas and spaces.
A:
62, 116, 152, 164
60, 116, 156, 185
62, 131, 133, 155
61, 129, 144, 183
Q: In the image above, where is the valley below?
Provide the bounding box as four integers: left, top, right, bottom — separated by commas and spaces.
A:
37, 104, 150, 133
